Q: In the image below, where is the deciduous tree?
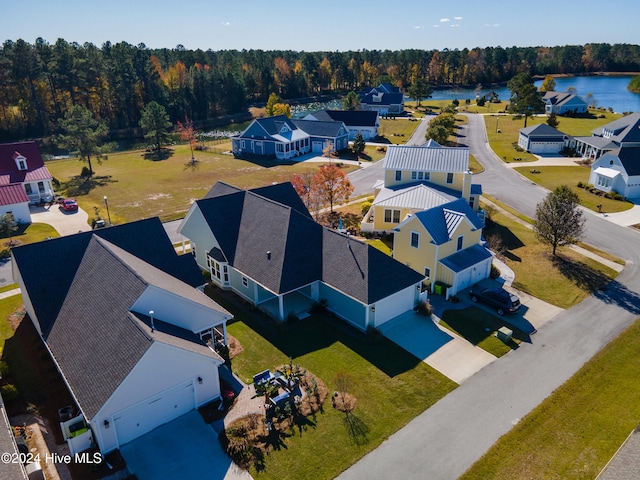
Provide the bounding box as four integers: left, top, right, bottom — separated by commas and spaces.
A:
547, 113, 560, 128
265, 92, 282, 116
139, 101, 171, 156
539, 75, 556, 92
312, 164, 354, 212
177, 117, 197, 164
533, 185, 585, 256
0, 213, 18, 246
56, 105, 108, 175
425, 113, 456, 144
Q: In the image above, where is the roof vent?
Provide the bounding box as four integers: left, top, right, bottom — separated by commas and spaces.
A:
149, 310, 155, 333
267, 251, 271, 260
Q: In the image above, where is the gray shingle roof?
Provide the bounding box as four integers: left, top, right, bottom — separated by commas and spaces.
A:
0, 398, 27, 480
592, 113, 640, 143
519, 123, 567, 138
384, 145, 470, 172
360, 92, 404, 106
307, 110, 379, 127
291, 119, 346, 138
193, 182, 423, 303
613, 147, 640, 176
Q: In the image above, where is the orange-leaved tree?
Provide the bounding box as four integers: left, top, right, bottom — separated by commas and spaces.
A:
177, 118, 197, 164
312, 164, 354, 213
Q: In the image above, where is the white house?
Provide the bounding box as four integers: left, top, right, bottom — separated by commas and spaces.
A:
588, 147, 640, 199
0, 184, 30, 224
0, 141, 54, 206
518, 123, 569, 154
12, 218, 233, 453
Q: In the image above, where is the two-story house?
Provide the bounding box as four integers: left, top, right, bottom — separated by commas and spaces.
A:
542, 91, 588, 115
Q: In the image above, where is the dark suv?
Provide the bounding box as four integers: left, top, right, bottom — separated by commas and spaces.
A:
468, 287, 521, 315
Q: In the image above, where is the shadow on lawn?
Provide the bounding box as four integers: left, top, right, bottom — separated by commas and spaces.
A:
142, 147, 174, 161
207, 286, 422, 377
553, 255, 612, 293
343, 411, 370, 446
60, 174, 117, 197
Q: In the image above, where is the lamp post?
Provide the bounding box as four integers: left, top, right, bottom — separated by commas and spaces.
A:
104, 195, 112, 225
496, 115, 500, 133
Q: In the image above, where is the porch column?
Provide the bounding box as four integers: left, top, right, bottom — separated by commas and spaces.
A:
222, 323, 228, 345
278, 295, 285, 321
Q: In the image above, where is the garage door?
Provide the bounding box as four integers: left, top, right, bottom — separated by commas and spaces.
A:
113, 381, 195, 446
312, 141, 323, 153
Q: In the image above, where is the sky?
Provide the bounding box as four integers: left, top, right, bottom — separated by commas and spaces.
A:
2, 0, 639, 52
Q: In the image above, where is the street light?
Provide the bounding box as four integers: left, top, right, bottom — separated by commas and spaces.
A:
496, 116, 500, 133
104, 195, 112, 225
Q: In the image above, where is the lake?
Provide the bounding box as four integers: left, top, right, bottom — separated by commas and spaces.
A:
417, 75, 640, 113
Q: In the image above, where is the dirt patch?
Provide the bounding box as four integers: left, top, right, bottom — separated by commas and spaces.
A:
331, 392, 357, 413
228, 334, 243, 358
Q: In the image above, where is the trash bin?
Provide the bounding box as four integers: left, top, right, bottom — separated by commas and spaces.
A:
497, 327, 513, 342
434, 283, 443, 295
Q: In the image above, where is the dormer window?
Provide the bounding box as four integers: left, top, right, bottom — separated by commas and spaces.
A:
14, 154, 27, 171
280, 124, 290, 134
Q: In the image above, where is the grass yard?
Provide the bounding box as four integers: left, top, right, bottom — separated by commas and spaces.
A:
366, 238, 392, 255
208, 287, 456, 480
461, 316, 640, 480
0, 295, 22, 356
1, 222, 59, 248
377, 118, 420, 144
469, 154, 483, 174
439, 308, 521, 357
47, 144, 358, 224
485, 109, 622, 163
464, 101, 510, 114
485, 211, 618, 308
514, 166, 633, 213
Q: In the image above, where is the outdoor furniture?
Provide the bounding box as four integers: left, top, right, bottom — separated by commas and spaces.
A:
253, 369, 275, 386
270, 391, 291, 407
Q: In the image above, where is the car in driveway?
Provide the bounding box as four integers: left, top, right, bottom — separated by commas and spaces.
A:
59, 198, 78, 212
469, 286, 521, 315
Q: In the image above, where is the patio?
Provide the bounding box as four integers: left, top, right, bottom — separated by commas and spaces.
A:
258, 290, 315, 321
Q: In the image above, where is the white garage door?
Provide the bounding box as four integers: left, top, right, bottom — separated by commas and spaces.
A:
113, 381, 195, 446
312, 141, 323, 153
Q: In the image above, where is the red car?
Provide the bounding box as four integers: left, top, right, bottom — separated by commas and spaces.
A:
60, 198, 78, 212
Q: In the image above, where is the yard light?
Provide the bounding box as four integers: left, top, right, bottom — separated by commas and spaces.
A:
104, 195, 112, 225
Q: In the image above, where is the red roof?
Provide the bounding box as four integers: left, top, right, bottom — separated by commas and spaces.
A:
0, 184, 29, 207
0, 141, 53, 185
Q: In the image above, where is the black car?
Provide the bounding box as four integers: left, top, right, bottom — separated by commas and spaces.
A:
469, 286, 521, 315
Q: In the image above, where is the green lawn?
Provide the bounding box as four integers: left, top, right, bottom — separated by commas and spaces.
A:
469, 154, 483, 174
464, 101, 510, 114
0, 294, 22, 356
1, 222, 59, 246
461, 316, 640, 480
366, 238, 392, 255
377, 118, 420, 144
485, 110, 622, 163
514, 166, 633, 213
485, 211, 618, 308
209, 288, 456, 480
46, 144, 358, 224
439, 308, 521, 357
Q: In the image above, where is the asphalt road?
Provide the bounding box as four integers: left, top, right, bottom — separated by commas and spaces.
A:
338, 113, 640, 480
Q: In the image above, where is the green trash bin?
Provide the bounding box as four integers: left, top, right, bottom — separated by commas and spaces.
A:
434, 283, 443, 295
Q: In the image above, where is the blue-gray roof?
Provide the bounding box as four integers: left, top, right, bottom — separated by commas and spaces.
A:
360, 92, 404, 106
411, 198, 484, 245
593, 112, 640, 144
307, 110, 379, 127
291, 119, 346, 138
439, 244, 493, 273
470, 184, 483, 195
519, 123, 567, 138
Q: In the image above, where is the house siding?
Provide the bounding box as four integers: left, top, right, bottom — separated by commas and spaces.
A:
93, 343, 221, 453
0, 201, 30, 224
318, 283, 366, 331
177, 206, 217, 271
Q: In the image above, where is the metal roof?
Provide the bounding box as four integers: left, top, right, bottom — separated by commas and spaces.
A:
384, 145, 470, 172
0, 184, 28, 206
373, 184, 455, 210
439, 244, 493, 273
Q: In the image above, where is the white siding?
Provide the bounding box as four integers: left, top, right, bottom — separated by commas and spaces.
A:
178, 205, 217, 270
93, 343, 221, 453
0, 202, 30, 224
371, 283, 419, 327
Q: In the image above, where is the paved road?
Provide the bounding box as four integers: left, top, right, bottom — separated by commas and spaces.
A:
338, 113, 640, 480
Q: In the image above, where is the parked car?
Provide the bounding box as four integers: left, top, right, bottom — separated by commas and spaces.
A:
469, 286, 521, 315
59, 198, 78, 212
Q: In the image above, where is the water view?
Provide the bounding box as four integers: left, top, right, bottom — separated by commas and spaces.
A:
421, 75, 640, 113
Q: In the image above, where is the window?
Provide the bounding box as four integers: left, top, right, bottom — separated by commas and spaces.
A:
38, 181, 45, 193
24, 184, 33, 195
410, 232, 419, 248
457, 235, 464, 251
395, 170, 402, 181
384, 209, 401, 223
446, 172, 454, 184
411, 171, 417, 180
469, 196, 475, 208
223, 265, 229, 282
242, 276, 248, 287
424, 267, 431, 279
241, 140, 246, 149
18, 160, 26, 170
424, 172, 430, 180
191, 243, 196, 258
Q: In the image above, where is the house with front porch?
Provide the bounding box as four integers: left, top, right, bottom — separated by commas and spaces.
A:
542, 91, 588, 115
588, 147, 640, 199
392, 198, 491, 297
0, 141, 54, 223
12, 218, 233, 454
359, 84, 404, 115
574, 112, 640, 160
178, 182, 425, 331
291, 119, 350, 152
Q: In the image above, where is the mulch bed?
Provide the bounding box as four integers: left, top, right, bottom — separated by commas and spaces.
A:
331, 392, 357, 413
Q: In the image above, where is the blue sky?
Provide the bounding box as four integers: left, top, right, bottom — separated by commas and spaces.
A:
3, 0, 639, 51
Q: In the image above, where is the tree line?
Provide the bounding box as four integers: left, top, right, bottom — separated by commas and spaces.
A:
2, 38, 640, 141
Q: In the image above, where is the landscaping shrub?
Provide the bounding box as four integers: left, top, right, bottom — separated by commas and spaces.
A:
490, 263, 501, 279
360, 201, 372, 216
0, 384, 19, 402
0, 361, 9, 377
577, 181, 584, 188
414, 300, 433, 316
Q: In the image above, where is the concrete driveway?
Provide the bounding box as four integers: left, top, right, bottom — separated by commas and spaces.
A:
120, 410, 252, 480
29, 203, 91, 236
378, 311, 496, 384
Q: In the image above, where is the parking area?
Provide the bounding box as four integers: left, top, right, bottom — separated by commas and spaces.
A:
29, 203, 91, 236
119, 410, 252, 480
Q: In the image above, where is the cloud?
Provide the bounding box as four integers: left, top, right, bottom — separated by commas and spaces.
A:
454, 16, 463, 20
484, 23, 500, 27
440, 18, 450, 23
222, 22, 231, 26
433, 24, 440, 28
450, 24, 460, 28
413, 26, 423, 29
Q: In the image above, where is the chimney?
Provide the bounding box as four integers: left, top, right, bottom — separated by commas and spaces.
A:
149, 310, 155, 333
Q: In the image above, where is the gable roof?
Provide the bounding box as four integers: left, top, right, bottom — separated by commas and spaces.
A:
593, 113, 640, 144
440, 244, 493, 273
12, 217, 204, 337
603, 147, 640, 177
204, 181, 242, 199
0, 184, 29, 207
384, 145, 470, 172
371, 83, 401, 94
520, 123, 567, 138
306, 110, 379, 127
372, 183, 456, 210
189, 183, 423, 303
42, 236, 223, 419
406, 198, 484, 245
291, 119, 346, 138
542, 91, 586, 107
360, 92, 404, 106
236, 115, 308, 143
0, 141, 52, 185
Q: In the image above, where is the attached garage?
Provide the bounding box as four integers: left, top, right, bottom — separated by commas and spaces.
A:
113, 381, 195, 446
439, 245, 493, 297
312, 141, 323, 153
371, 284, 419, 328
